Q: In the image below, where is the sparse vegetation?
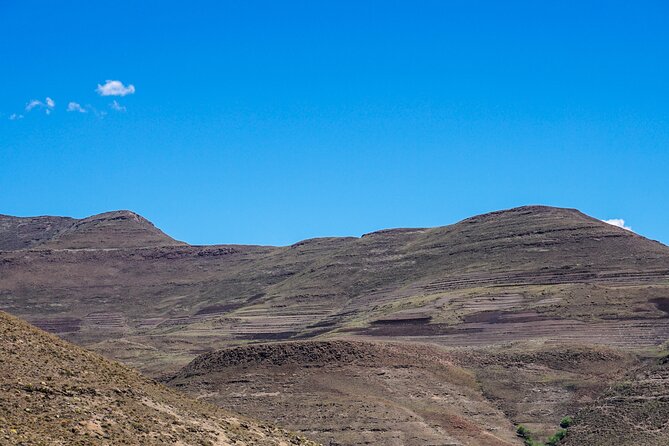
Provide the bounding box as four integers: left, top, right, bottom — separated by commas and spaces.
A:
0, 311, 319, 445
517, 420, 569, 446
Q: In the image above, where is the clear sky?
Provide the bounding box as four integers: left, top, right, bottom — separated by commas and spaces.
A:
1, 1, 668, 246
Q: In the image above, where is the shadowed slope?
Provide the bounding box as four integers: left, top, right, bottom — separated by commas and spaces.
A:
0, 214, 75, 250
0, 310, 317, 445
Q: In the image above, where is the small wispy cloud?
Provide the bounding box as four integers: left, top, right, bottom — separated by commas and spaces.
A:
603, 218, 633, 231
96, 80, 135, 96
25, 100, 42, 111
67, 102, 87, 113
25, 97, 55, 114
9, 113, 24, 120
110, 100, 126, 112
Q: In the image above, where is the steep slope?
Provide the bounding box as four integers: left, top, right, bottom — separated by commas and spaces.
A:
562, 349, 669, 446
0, 310, 317, 446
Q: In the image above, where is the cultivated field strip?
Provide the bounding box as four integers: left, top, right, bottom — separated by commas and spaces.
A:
363, 318, 669, 348
421, 269, 669, 292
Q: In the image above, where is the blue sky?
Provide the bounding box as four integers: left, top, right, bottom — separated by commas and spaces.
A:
1, 1, 668, 246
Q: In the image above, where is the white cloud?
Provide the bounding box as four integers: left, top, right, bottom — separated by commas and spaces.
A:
110, 100, 126, 112
25, 100, 42, 111
67, 102, 87, 113
96, 80, 135, 96
25, 97, 56, 114
9, 113, 24, 120
603, 218, 633, 231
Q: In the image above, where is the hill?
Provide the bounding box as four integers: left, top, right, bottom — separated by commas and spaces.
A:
0, 210, 182, 250
167, 340, 520, 446
1, 205, 667, 374
167, 339, 657, 446
2, 205, 669, 444
0, 310, 317, 445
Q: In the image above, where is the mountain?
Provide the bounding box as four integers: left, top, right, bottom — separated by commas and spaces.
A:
1, 205, 667, 373
0, 310, 317, 445
0, 214, 75, 250
2, 205, 669, 445
0, 210, 183, 250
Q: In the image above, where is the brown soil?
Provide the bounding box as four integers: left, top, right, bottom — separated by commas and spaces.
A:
0, 311, 317, 446
167, 340, 520, 446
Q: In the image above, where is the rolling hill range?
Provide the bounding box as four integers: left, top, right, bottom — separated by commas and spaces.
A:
1, 206, 667, 374
2, 205, 669, 445
0, 310, 317, 445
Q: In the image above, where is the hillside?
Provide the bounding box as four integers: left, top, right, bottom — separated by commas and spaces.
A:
168, 340, 520, 446
562, 348, 669, 446
2, 205, 669, 445
167, 339, 656, 446
0, 310, 317, 445
1, 205, 667, 375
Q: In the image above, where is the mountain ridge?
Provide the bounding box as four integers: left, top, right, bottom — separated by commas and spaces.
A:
1, 204, 668, 376
3, 205, 664, 251
2, 204, 669, 445
0, 210, 183, 251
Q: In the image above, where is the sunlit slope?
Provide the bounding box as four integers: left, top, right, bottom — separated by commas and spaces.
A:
0, 310, 317, 445
1, 205, 668, 374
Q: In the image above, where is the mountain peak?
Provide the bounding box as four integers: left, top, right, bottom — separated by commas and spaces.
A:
0, 211, 183, 251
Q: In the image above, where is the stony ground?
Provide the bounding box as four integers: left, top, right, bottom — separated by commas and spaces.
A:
562, 347, 669, 446
0, 311, 318, 446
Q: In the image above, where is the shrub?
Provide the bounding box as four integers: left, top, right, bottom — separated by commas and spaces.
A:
559, 416, 573, 428
516, 425, 541, 446
546, 428, 568, 446
516, 425, 531, 438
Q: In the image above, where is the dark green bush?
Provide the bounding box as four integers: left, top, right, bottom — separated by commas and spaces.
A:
516, 425, 541, 446
546, 428, 567, 446
516, 425, 531, 438
559, 416, 573, 428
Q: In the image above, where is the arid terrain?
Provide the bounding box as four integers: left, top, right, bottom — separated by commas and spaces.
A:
0, 310, 316, 446
1, 205, 668, 445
